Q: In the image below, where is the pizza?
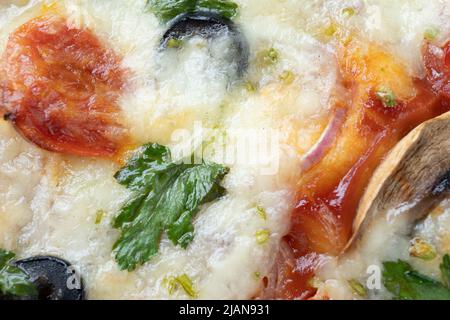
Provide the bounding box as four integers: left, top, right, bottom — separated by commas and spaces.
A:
0, 0, 449, 300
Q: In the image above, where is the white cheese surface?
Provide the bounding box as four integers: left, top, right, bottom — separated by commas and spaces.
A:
315, 198, 450, 300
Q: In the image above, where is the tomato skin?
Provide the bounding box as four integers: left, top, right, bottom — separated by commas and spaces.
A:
270, 40, 450, 299
0, 16, 128, 158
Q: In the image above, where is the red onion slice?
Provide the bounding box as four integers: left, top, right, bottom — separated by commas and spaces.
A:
301, 107, 347, 172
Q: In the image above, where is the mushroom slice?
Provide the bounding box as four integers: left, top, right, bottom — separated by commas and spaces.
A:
345, 111, 450, 252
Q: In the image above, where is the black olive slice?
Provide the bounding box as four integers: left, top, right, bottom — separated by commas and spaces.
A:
160, 12, 249, 77
14, 256, 84, 300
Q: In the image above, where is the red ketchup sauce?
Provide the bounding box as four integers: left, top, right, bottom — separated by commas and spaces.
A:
270, 40, 450, 299
0, 16, 129, 158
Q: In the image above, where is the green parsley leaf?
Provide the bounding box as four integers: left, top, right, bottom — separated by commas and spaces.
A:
383, 259, 450, 300
440, 254, 450, 288
147, 0, 196, 22
113, 143, 229, 271
0, 249, 37, 298
196, 0, 238, 19
147, 0, 238, 22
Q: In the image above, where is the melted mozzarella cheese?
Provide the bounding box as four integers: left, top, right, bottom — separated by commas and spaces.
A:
0, 0, 448, 300
315, 198, 450, 300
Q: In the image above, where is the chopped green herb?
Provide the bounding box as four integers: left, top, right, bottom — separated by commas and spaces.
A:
257, 48, 279, 67
322, 23, 337, 37
244, 80, 257, 93
167, 38, 184, 49
164, 274, 198, 297
255, 229, 270, 245
0, 249, 37, 297
440, 254, 450, 288
279, 70, 295, 85
342, 7, 356, 18
382, 259, 450, 300
147, 0, 238, 22
409, 237, 437, 261
164, 276, 178, 295
267, 48, 279, 63
177, 274, 197, 298
375, 87, 397, 108
95, 210, 105, 225
424, 27, 440, 41
348, 279, 366, 297
256, 206, 267, 220
112, 143, 229, 271
253, 271, 261, 280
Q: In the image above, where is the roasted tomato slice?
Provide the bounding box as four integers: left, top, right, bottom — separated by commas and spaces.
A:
0, 16, 128, 157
